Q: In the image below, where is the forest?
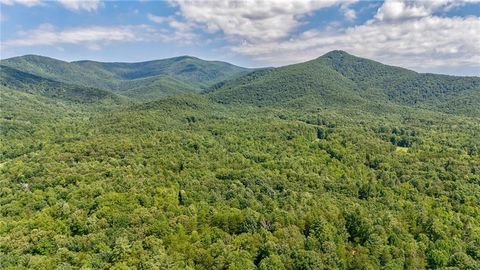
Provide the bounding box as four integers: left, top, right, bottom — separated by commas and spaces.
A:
0, 51, 479, 269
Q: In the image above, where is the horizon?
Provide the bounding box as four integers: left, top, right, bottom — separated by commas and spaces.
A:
1, 0, 479, 76
2, 50, 480, 78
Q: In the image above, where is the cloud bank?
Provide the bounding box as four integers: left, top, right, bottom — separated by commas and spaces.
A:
170, 0, 356, 42
165, 0, 480, 70
3, 24, 151, 49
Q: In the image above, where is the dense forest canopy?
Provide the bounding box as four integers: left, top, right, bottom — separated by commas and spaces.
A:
1, 51, 479, 269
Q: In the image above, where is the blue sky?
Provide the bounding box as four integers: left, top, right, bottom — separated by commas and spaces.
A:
1, 0, 479, 75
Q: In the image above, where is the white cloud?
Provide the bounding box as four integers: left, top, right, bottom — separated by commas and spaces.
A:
170, 0, 356, 42
0, 0, 42, 7
3, 24, 152, 49
374, 0, 480, 21
57, 0, 101, 12
374, 0, 433, 21
0, 0, 101, 11
165, 0, 479, 71
3, 0, 479, 73
147, 13, 193, 32
340, 4, 356, 21
2, 22, 200, 49
232, 16, 480, 69
147, 13, 169, 24
147, 13, 199, 43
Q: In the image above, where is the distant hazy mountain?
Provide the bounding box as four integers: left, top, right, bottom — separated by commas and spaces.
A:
1, 55, 252, 99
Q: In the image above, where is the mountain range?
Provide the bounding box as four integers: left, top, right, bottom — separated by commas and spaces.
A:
210, 51, 480, 116
2, 50, 479, 116
1, 54, 251, 100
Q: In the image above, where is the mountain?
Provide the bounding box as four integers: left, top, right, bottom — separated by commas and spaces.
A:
209, 50, 480, 116
321, 51, 480, 110
0, 65, 124, 105
1, 55, 252, 99
0, 55, 118, 89
73, 56, 251, 88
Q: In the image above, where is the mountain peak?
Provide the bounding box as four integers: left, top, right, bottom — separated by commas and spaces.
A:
3, 54, 66, 63
320, 50, 353, 59
174, 55, 198, 61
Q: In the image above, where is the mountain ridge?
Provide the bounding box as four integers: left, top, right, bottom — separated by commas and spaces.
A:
5, 50, 478, 77
208, 50, 480, 116
1, 54, 253, 99
0, 64, 125, 105
2, 51, 479, 115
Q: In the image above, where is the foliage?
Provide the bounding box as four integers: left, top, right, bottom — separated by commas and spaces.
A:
210, 50, 480, 117
0, 65, 125, 104
1, 51, 479, 269
1, 55, 251, 99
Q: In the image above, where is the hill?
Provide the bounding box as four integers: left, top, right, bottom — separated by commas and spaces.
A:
0, 65, 124, 104
1, 55, 252, 99
209, 50, 480, 116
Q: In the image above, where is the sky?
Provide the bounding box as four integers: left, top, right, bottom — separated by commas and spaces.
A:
0, 0, 479, 75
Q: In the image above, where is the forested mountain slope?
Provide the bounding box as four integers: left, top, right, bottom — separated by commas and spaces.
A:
0, 64, 128, 162
1, 55, 252, 99
1, 55, 118, 89
1, 51, 480, 269
73, 56, 251, 89
209, 51, 480, 116
321, 51, 480, 113
0, 65, 124, 104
